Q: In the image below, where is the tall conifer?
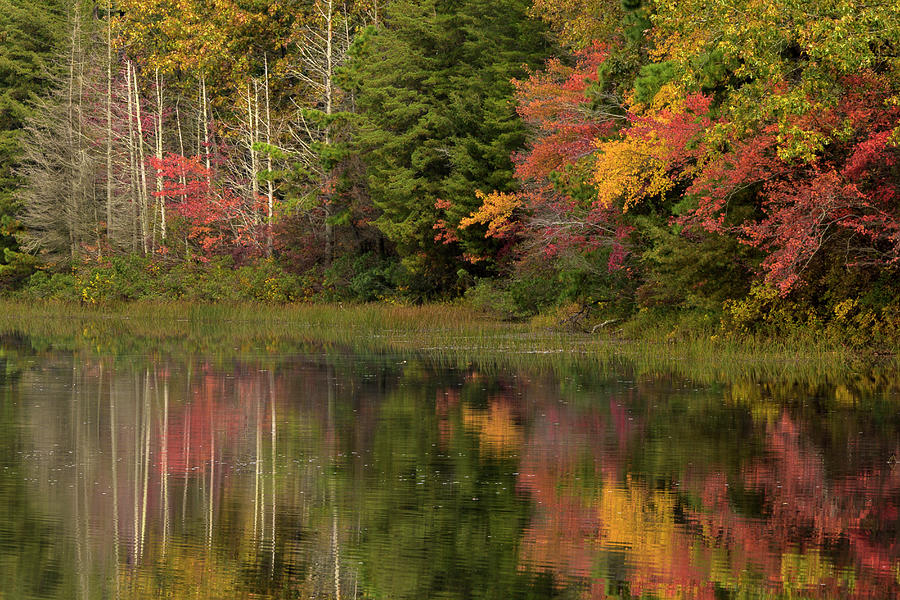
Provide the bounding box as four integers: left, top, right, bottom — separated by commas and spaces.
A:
349, 0, 548, 294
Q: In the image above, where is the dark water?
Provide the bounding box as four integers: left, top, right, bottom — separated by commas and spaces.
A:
1, 339, 900, 599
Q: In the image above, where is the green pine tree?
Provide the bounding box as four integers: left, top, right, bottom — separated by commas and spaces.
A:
347, 0, 549, 296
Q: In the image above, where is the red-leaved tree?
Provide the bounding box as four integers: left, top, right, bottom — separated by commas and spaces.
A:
685, 74, 900, 293
149, 152, 267, 260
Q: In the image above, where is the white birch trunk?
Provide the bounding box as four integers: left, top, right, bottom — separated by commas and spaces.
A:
246, 80, 258, 215
133, 63, 149, 254
324, 0, 335, 266
264, 56, 275, 256
106, 1, 113, 244
202, 75, 211, 177
156, 67, 166, 241
67, 1, 81, 259
125, 63, 139, 252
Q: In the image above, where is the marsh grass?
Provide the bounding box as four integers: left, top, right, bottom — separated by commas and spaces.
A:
0, 299, 884, 383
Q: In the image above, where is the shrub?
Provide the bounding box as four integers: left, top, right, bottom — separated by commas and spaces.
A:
21, 270, 80, 302
320, 253, 406, 302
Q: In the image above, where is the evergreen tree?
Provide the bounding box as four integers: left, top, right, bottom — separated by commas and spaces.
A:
0, 0, 65, 271
348, 0, 549, 295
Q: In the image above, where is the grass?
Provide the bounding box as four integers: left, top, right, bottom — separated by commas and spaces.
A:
0, 299, 888, 384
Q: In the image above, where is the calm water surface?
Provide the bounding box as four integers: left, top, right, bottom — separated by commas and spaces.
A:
1, 337, 899, 598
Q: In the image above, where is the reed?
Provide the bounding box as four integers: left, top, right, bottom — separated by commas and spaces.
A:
0, 299, 883, 384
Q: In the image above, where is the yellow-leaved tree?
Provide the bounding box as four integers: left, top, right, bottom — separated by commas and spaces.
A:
593, 86, 712, 211
459, 191, 522, 239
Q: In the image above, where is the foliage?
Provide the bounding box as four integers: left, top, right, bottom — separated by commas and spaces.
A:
2, 0, 900, 348
636, 219, 756, 310
348, 0, 550, 293
463, 274, 558, 321
527, 0, 623, 49
114, 0, 299, 87
15, 254, 305, 304
650, 0, 900, 158
462, 0, 900, 340
720, 283, 900, 350
150, 153, 266, 259
318, 251, 407, 302
0, 248, 36, 291
459, 191, 522, 240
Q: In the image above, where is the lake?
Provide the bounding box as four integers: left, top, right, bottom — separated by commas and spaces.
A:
1, 326, 899, 599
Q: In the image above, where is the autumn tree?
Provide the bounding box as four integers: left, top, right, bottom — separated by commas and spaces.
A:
468, 0, 900, 314
527, 0, 623, 49
634, 0, 900, 295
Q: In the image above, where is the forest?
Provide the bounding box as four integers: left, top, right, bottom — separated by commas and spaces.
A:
1, 0, 900, 343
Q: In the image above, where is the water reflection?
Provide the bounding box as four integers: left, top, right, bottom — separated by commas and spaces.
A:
0, 342, 899, 599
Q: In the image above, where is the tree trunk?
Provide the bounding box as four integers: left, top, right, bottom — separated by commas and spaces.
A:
105, 0, 113, 245
202, 75, 211, 178
324, 0, 335, 266
264, 56, 275, 257
156, 67, 166, 242
246, 80, 259, 221
67, 0, 81, 260
175, 100, 188, 255
126, 62, 139, 252
132, 63, 149, 254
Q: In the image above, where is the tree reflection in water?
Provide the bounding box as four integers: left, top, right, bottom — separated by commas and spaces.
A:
0, 342, 898, 599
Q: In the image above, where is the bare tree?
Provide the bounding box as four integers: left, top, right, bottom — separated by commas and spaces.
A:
105, 0, 113, 245
263, 56, 276, 256
287, 0, 359, 266
19, 0, 101, 261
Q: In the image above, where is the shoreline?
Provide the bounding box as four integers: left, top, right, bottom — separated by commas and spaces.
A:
0, 299, 888, 383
